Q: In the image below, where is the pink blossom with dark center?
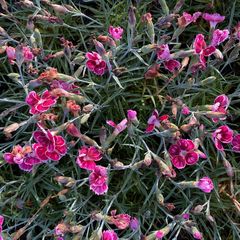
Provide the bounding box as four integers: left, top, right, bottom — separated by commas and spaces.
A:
76, 146, 102, 170
86, 51, 107, 75
202, 13, 225, 28
89, 166, 108, 195
211, 94, 229, 122
164, 59, 181, 72
32, 128, 67, 161
108, 210, 131, 230
211, 29, 229, 46
3, 145, 41, 171
156, 44, 170, 60
146, 110, 169, 133
168, 139, 205, 169
212, 125, 233, 151
50, 80, 80, 94
108, 26, 124, 40
232, 134, 240, 153
106, 118, 128, 135
196, 176, 214, 193
101, 230, 118, 240
26, 90, 57, 115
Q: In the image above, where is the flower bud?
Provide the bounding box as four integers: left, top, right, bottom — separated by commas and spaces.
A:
93, 39, 106, 56
66, 123, 81, 138
128, 6, 136, 27
223, 159, 234, 177
54, 176, 76, 187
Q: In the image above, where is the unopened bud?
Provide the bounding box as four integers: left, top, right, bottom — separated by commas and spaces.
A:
223, 159, 234, 177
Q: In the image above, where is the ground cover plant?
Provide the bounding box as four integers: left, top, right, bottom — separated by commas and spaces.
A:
0, 0, 240, 239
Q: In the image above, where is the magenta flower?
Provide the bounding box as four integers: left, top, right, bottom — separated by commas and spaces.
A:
202, 13, 225, 28
168, 139, 204, 169
196, 176, 214, 193
127, 109, 137, 122
22, 46, 34, 62
156, 44, 170, 60
211, 94, 229, 122
193, 232, 203, 240
106, 118, 128, 135
89, 166, 108, 195
211, 29, 229, 46
164, 59, 181, 72
101, 230, 118, 240
6, 46, 33, 64
108, 210, 131, 230
146, 110, 169, 133
181, 106, 190, 115
0, 215, 4, 233
86, 51, 107, 75
108, 26, 124, 40
50, 80, 80, 94
32, 129, 67, 161
212, 125, 233, 151
156, 230, 164, 239
3, 145, 41, 171
232, 134, 240, 153
193, 34, 216, 70
76, 146, 102, 170
26, 90, 57, 115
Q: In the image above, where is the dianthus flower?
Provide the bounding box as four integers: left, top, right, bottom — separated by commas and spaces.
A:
108, 210, 131, 230
146, 110, 169, 133
101, 230, 118, 240
202, 13, 225, 28
211, 94, 229, 122
108, 26, 124, 40
86, 51, 107, 75
196, 176, 214, 193
232, 134, 240, 153
211, 29, 229, 47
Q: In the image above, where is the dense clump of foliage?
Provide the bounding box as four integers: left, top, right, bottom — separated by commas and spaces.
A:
0, 0, 239, 239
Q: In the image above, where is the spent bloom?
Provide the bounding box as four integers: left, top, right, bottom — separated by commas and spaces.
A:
211, 29, 229, 47
32, 128, 67, 161
106, 118, 128, 136
51, 80, 80, 94
26, 90, 57, 115
108, 26, 124, 40
202, 13, 225, 28
108, 210, 131, 230
177, 12, 202, 28
127, 109, 138, 123
232, 134, 240, 153
164, 59, 181, 72
168, 139, 206, 169
3, 145, 41, 171
130, 217, 139, 230
6, 46, 34, 64
101, 230, 118, 240
86, 51, 107, 75
196, 176, 214, 193
212, 125, 233, 151
89, 166, 108, 195
156, 44, 170, 60
211, 94, 230, 122
76, 146, 102, 170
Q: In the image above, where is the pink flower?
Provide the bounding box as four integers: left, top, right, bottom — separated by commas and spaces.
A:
0, 215, 4, 233
156, 44, 170, 60
108, 26, 124, 40
3, 145, 41, 171
168, 139, 204, 169
32, 128, 67, 161
89, 166, 108, 195
101, 230, 118, 240
212, 125, 233, 151
146, 110, 169, 133
181, 106, 190, 115
211, 29, 229, 46
76, 146, 102, 170
142, 13, 152, 23
108, 210, 131, 230
232, 134, 240, 153
193, 34, 216, 70
156, 230, 164, 239
196, 176, 214, 193
6, 46, 16, 64
164, 59, 181, 72
178, 12, 202, 28
127, 109, 137, 122
86, 51, 107, 75
26, 90, 57, 115
106, 118, 128, 135
130, 217, 139, 230
50, 80, 80, 94
22, 46, 34, 62
193, 232, 203, 240
211, 94, 229, 122
182, 213, 190, 220
202, 13, 225, 28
